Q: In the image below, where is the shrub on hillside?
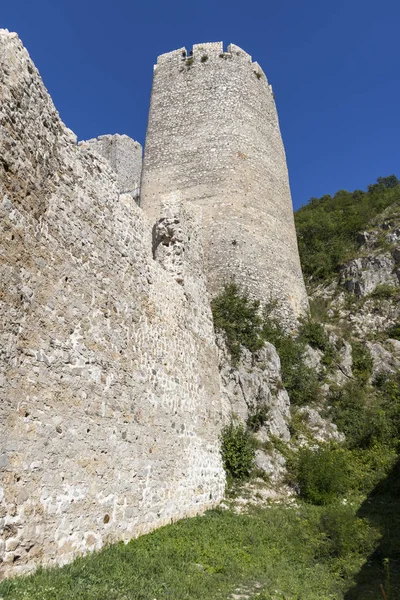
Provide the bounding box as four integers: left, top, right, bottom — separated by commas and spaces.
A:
298, 318, 339, 369
371, 283, 400, 300
351, 342, 373, 384
247, 406, 269, 432
220, 422, 255, 480
298, 319, 329, 351
330, 374, 400, 451
212, 283, 321, 404
330, 384, 377, 449
262, 312, 320, 405
387, 322, 400, 340
294, 446, 350, 505
316, 505, 377, 560
211, 283, 263, 363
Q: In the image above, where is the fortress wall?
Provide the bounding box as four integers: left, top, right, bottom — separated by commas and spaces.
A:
0, 30, 225, 578
140, 42, 309, 326
79, 134, 142, 202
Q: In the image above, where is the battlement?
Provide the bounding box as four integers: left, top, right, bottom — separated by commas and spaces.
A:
155, 41, 266, 80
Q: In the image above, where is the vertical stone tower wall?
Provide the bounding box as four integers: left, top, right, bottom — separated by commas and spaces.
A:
140, 42, 308, 326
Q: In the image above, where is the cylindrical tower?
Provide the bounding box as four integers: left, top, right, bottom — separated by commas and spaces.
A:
140, 42, 308, 326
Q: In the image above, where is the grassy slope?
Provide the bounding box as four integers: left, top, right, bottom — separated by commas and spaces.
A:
0, 504, 381, 600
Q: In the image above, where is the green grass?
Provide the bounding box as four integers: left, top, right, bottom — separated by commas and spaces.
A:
0, 501, 386, 600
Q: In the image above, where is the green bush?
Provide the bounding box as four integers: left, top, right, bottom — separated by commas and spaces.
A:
330, 374, 400, 452
295, 446, 350, 505
330, 383, 373, 448
309, 297, 330, 323
220, 422, 255, 480
351, 342, 373, 384
387, 322, 400, 340
347, 444, 398, 495
298, 318, 339, 369
371, 283, 400, 300
298, 319, 329, 351
262, 312, 320, 405
247, 406, 269, 432
211, 283, 263, 363
213, 284, 321, 404
316, 505, 376, 560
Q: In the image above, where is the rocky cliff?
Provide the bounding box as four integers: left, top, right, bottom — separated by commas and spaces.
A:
309, 201, 400, 377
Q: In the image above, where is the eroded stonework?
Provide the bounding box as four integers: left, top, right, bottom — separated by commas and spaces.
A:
79, 134, 142, 203
0, 30, 225, 578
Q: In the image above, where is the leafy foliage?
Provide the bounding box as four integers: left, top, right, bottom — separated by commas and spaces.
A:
247, 406, 269, 432
262, 312, 321, 405
298, 319, 329, 351
330, 373, 400, 452
351, 342, 373, 384
371, 283, 400, 300
294, 445, 350, 505
387, 322, 400, 340
211, 282, 263, 363
316, 505, 375, 562
295, 175, 400, 282
220, 422, 255, 480
212, 285, 321, 405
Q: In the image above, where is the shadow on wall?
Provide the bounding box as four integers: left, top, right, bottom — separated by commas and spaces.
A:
345, 458, 400, 600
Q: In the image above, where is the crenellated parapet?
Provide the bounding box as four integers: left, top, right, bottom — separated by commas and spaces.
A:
155, 42, 269, 87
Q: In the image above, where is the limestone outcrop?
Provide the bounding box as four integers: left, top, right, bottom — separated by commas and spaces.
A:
216, 335, 291, 442
309, 202, 400, 342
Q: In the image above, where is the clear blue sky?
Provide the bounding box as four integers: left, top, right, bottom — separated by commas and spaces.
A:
2, 0, 399, 209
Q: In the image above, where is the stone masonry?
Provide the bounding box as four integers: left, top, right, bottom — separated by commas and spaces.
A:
140, 42, 309, 328
79, 134, 142, 203
0, 32, 311, 579
0, 30, 225, 578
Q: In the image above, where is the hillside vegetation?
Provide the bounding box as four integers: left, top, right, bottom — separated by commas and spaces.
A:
2, 177, 400, 600
295, 175, 400, 282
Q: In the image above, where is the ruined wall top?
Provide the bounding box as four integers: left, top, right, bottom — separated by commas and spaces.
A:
79, 134, 142, 201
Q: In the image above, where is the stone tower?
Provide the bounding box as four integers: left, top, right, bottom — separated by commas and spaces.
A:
140, 42, 308, 326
